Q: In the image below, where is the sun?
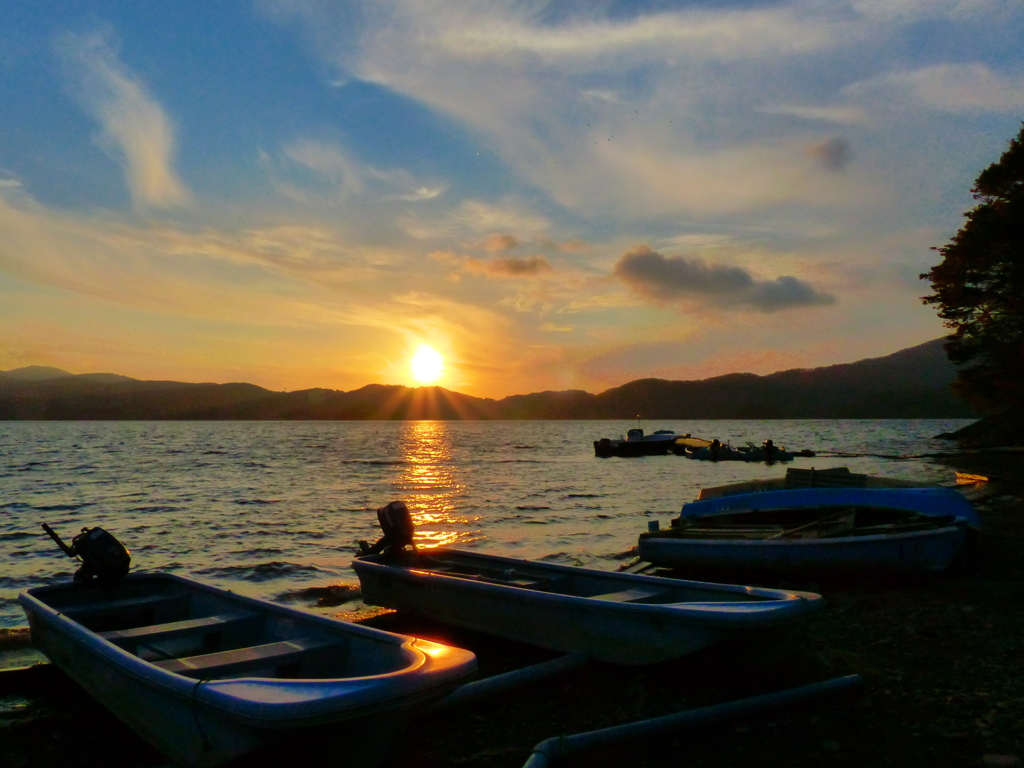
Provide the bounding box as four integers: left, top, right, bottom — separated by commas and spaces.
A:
410, 344, 445, 385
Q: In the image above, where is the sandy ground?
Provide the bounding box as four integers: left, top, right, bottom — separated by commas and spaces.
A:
2, 451, 1021, 768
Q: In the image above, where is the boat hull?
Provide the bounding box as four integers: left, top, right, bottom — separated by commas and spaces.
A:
638, 524, 970, 573
20, 573, 476, 767
638, 487, 978, 574
353, 549, 822, 665
593, 438, 675, 457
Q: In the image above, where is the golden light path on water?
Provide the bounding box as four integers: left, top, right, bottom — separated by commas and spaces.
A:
395, 421, 478, 549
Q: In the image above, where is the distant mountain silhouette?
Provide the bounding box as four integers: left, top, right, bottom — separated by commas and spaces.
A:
0, 339, 974, 420
0, 366, 138, 385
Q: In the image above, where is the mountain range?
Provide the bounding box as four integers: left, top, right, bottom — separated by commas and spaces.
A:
0, 339, 974, 420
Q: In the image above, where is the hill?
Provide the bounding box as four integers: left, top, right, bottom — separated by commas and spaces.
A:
0, 339, 975, 420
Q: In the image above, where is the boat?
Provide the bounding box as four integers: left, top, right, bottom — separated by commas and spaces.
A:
638, 486, 980, 574
682, 439, 803, 463
594, 427, 683, 457
696, 466, 932, 500
353, 502, 823, 665
20, 526, 477, 768
669, 436, 714, 455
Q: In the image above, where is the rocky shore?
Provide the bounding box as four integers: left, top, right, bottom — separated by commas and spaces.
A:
2, 449, 1021, 768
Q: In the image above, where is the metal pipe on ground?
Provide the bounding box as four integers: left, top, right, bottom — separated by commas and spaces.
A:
522, 673, 863, 768
425, 651, 590, 713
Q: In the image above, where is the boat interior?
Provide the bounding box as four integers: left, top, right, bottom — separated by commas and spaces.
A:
400, 550, 776, 604
666, 507, 958, 541
35, 576, 413, 680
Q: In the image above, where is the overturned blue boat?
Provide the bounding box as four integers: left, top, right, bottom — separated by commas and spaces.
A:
638, 487, 980, 574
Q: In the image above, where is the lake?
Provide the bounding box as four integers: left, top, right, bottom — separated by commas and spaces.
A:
0, 418, 972, 627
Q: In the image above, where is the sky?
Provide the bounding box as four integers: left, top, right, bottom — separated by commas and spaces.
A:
1, 1, 1022, 399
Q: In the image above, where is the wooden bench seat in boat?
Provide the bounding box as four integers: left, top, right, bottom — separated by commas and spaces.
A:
425, 564, 548, 589
153, 636, 338, 678
97, 611, 259, 649
60, 593, 191, 621
589, 587, 668, 603
785, 467, 867, 489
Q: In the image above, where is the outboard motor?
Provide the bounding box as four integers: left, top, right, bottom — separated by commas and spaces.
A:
357, 501, 417, 560
42, 523, 131, 585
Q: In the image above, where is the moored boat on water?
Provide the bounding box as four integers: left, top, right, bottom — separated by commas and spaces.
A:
20, 525, 477, 768
638, 486, 980, 574
593, 427, 684, 457
682, 439, 809, 463
353, 502, 824, 665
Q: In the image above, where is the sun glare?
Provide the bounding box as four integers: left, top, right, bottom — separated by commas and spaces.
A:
410, 344, 444, 385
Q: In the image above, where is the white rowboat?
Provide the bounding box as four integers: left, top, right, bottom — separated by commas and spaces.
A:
20, 573, 477, 767
353, 547, 823, 665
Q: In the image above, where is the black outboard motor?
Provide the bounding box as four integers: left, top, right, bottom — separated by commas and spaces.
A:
42, 523, 131, 585
357, 501, 417, 560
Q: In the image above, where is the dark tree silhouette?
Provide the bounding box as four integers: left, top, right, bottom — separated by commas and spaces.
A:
922, 122, 1024, 411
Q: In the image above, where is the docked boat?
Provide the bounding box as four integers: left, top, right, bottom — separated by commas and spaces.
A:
638, 486, 980, 574
353, 502, 823, 665
696, 466, 932, 500
669, 436, 714, 455
20, 526, 477, 768
682, 439, 803, 463
594, 428, 682, 457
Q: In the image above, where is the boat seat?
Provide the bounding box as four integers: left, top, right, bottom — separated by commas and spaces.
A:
60, 593, 190, 621
785, 467, 867, 488
153, 636, 338, 678
97, 611, 259, 648
430, 567, 548, 590
589, 587, 668, 603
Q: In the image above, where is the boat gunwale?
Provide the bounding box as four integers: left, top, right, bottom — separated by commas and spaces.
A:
677, 487, 980, 529
639, 522, 967, 548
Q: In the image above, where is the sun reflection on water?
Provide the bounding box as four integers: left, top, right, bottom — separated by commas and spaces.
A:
395, 421, 477, 548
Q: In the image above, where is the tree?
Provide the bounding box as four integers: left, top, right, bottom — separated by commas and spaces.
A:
921, 122, 1024, 412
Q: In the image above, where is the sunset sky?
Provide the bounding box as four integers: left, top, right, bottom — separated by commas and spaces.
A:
2, 1, 1022, 399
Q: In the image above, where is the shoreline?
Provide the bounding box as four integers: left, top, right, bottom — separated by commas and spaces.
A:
2, 451, 1021, 767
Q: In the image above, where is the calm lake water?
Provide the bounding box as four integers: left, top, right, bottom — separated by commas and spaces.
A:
0, 419, 973, 627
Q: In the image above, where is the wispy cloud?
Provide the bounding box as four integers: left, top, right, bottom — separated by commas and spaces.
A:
433, 251, 555, 280
53, 29, 190, 211
851, 0, 1007, 23
280, 138, 445, 203
846, 63, 1024, 113
613, 245, 835, 313
757, 104, 870, 125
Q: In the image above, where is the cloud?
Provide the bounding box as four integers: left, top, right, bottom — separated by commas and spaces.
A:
53, 30, 190, 211
847, 63, 1024, 114
758, 104, 870, 125
475, 255, 554, 278
852, 0, 1006, 23
387, 186, 444, 202
431, 250, 554, 280
807, 136, 852, 172
613, 245, 835, 313
283, 140, 366, 198
280, 139, 444, 203
261, 1, 880, 221
402, 199, 552, 241
482, 234, 519, 253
